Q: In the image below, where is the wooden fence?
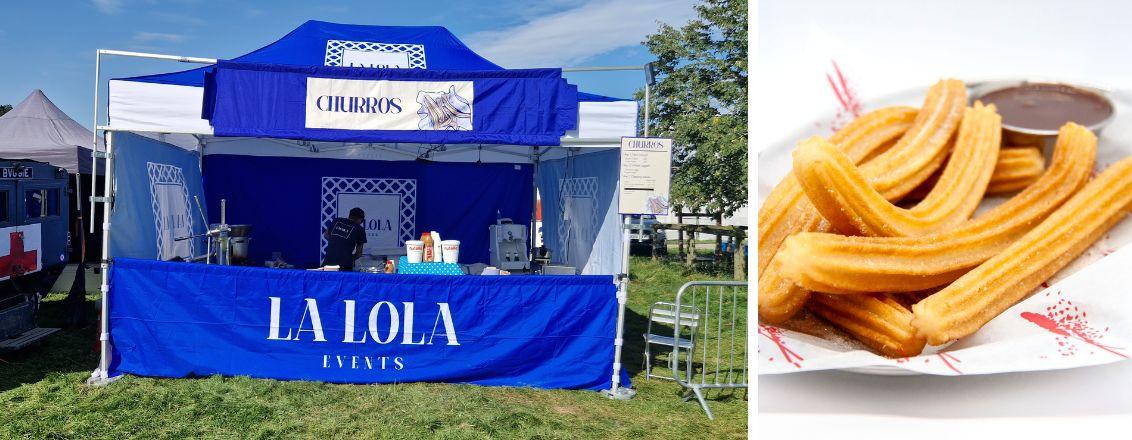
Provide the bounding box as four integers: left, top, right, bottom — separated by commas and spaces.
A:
650, 223, 747, 280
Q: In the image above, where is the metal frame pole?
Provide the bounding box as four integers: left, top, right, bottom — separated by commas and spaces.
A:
89, 130, 115, 385
644, 83, 650, 137
604, 224, 635, 399
89, 50, 101, 234
530, 147, 539, 268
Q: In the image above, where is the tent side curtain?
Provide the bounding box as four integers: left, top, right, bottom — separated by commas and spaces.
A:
108, 132, 209, 261
537, 148, 623, 275
201, 61, 579, 146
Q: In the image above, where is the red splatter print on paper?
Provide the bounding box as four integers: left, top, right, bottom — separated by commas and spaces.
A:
826, 60, 862, 132
936, 353, 962, 374
1021, 291, 1126, 359
891, 353, 963, 374
758, 324, 804, 368
1082, 233, 1116, 259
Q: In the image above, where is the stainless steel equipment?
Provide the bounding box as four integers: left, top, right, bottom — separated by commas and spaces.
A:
216, 224, 252, 262
489, 217, 529, 271
174, 198, 249, 265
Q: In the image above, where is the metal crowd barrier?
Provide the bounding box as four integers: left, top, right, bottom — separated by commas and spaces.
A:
672, 280, 748, 420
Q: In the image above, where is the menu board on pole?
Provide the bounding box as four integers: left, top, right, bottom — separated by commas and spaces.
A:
618, 137, 673, 215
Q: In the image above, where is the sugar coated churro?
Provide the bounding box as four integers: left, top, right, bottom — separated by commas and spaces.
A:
758, 265, 812, 324
986, 147, 1046, 194
776, 123, 1096, 294
902, 146, 1047, 200
808, 293, 926, 357
793, 102, 1000, 236
758, 81, 965, 322
757, 106, 917, 275
855, 79, 967, 201
913, 156, 1132, 344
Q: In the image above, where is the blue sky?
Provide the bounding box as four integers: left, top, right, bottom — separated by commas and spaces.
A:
0, 0, 697, 127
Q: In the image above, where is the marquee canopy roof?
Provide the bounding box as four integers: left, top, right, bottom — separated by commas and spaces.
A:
108, 20, 637, 146
0, 89, 101, 174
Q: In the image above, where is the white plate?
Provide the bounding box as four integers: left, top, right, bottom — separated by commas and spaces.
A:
759, 79, 1132, 375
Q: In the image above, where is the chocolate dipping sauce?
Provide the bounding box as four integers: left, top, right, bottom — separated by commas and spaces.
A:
980, 83, 1113, 131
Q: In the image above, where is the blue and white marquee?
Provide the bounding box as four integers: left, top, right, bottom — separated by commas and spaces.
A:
91, 21, 643, 394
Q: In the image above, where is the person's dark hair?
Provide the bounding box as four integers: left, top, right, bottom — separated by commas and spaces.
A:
348, 207, 365, 221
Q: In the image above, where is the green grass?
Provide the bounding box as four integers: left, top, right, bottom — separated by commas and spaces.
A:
0, 258, 747, 439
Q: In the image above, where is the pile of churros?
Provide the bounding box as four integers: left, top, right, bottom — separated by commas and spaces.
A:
757, 79, 1132, 357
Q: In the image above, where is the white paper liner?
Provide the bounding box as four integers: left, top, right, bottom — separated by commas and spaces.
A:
758, 81, 1132, 375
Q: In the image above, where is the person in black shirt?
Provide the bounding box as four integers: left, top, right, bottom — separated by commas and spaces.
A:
323, 207, 367, 271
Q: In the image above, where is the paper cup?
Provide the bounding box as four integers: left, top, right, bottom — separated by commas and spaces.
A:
441, 240, 461, 263
406, 240, 424, 263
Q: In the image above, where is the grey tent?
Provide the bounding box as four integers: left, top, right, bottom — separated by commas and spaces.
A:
0, 89, 101, 174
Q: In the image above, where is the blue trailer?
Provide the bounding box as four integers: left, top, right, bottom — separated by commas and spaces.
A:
0, 159, 70, 350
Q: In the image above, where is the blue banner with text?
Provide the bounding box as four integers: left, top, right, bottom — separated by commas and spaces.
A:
108, 258, 628, 390
203, 61, 579, 145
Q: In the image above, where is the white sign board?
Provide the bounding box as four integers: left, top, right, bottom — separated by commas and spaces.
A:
320, 177, 417, 260
618, 137, 673, 215
305, 78, 474, 131
336, 192, 402, 255
341, 49, 411, 69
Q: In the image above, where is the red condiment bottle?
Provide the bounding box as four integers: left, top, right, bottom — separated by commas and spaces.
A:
422, 232, 434, 262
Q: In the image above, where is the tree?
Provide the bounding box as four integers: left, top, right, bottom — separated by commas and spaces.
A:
638, 0, 747, 218
0, 104, 12, 117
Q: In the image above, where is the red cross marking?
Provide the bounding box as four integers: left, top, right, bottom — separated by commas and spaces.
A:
0, 231, 38, 278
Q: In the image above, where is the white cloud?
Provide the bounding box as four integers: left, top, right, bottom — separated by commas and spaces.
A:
134, 32, 189, 43
464, 0, 697, 68
92, 0, 124, 14
150, 11, 207, 26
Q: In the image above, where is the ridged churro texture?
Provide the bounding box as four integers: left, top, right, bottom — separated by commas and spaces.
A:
902, 146, 1047, 201
757, 106, 917, 276
758, 263, 812, 324
793, 102, 1000, 237
986, 147, 1046, 194
808, 293, 926, 357
855, 79, 967, 201
913, 156, 1132, 345
776, 123, 1096, 294
758, 80, 966, 323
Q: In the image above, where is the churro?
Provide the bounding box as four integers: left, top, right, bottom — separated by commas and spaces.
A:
855, 79, 967, 201
913, 156, 1132, 345
758, 264, 812, 324
776, 123, 1096, 294
986, 147, 1046, 194
902, 146, 1046, 201
793, 102, 1000, 236
808, 293, 926, 357
757, 107, 917, 275
758, 80, 965, 322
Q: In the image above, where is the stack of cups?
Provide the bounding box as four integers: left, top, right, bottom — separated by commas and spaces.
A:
441, 240, 461, 263
406, 240, 424, 263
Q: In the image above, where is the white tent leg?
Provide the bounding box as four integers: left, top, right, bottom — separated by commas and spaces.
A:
89, 50, 101, 234
604, 225, 636, 400
88, 130, 116, 386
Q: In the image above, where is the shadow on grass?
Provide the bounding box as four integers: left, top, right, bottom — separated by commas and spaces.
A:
0, 294, 99, 393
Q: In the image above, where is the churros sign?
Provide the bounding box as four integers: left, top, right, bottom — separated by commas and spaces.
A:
618, 137, 673, 215
305, 77, 474, 131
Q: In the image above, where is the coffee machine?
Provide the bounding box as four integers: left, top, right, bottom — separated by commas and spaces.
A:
488, 217, 529, 271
